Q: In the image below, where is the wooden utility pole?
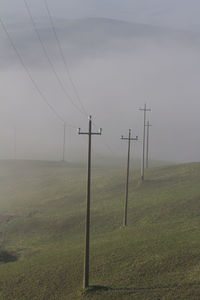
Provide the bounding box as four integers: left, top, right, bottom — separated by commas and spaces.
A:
121, 129, 138, 226
139, 104, 151, 180
78, 116, 102, 289
145, 121, 152, 169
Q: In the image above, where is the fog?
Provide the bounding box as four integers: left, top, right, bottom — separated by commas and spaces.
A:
0, 2, 200, 163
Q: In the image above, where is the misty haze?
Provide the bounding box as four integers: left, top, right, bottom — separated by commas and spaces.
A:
1, 4, 200, 162
0, 1, 200, 299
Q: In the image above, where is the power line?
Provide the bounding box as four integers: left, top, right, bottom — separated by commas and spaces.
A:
43, 0, 88, 117
43, 1, 117, 156
42, 1, 117, 156
101, 137, 116, 155
11, 0, 118, 157
23, 0, 86, 117
0, 14, 118, 160
92, 121, 116, 155
0, 16, 75, 128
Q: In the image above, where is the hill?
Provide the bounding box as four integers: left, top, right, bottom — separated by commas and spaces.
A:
2, 17, 200, 69
0, 160, 200, 299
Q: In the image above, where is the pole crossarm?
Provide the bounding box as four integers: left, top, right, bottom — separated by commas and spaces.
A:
121, 137, 138, 141
78, 131, 102, 135
139, 107, 151, 112
78, 115, 102, 289
78, 115, 102, 136
121, 129, 138, 227
121, 129, 138, 141
145, 123, 152, 127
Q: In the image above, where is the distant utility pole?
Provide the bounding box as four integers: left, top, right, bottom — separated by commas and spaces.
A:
121, 129, 138, 227
78, 115, 102, 289
14, 127, 17, 160
139, 104, 151, 181
145, 121, 152, 169
62, 122, 66, 161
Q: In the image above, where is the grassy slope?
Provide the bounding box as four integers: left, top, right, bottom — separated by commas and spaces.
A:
0, 160, 200, 299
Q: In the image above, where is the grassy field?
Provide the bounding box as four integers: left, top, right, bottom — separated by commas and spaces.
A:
0, 159, 200, 299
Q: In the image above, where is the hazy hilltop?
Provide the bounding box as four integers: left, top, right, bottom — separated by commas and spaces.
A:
2, 0, 200, 31
1, 17, 200, 69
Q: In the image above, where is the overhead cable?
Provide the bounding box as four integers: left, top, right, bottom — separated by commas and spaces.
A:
23, 0, 86, 117
0, 16, 76, 128
44, 0, 88, 117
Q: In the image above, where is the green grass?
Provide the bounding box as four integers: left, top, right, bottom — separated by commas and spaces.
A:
0, 159, 200, 299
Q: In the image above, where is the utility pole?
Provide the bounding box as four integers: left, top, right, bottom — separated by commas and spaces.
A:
78, 115, 102, 289
13, 127, 17, 160
139, 104, 151, 180
121, 129, 138, 227
62, 122, 66, 161
145, 121, 152, 169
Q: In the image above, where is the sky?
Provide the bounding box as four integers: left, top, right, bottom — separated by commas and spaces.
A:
0, 1, 200, 163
